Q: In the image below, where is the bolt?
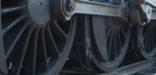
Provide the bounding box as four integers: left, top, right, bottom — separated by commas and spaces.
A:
66, 58, 69, 61
65, 0, 75, 12
66, 0, 72, 11
8, 62, 13, 70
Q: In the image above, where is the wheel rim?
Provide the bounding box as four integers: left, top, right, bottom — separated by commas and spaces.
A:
91, 16, 131, 71
138, 21, 156, 59
1, 0, 76, 75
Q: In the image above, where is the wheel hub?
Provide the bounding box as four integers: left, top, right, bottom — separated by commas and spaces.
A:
50, 0, 76, 20
28, 0, 50, 25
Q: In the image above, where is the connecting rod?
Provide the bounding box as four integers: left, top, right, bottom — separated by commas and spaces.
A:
50, 0, 156, 25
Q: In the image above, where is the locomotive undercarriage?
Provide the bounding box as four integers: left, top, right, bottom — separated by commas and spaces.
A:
1, 0, 156, 75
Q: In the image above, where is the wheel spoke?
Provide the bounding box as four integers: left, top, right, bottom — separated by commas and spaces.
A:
47, 25, 60, 56
121, 29, 127, 38
114, 34, 117, 58
105, 25, 113, 61
148, 32, 153, 53
144, 32, 150, 52
106, 26, 112, 39
143, 30, 148, 39
108, 32, 113, 60
118, 32, 122, 54
53, 21, 68, 38
6, 23, 29, 58
17, 27, 35, 75
41, 28, 49, 70
36, 28, 49, 73
3, 15, 26, 34
2, 5, 25, 14
150, 34, 154, 52
32, 29, 40, 75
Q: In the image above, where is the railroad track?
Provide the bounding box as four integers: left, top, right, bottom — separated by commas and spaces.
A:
60, 57, 156, 75
101, 57, 156, 75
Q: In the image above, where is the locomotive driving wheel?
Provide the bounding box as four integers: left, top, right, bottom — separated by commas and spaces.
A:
91, 16, 131, 72
138, 21, 156, 59
1, 0, 76, 75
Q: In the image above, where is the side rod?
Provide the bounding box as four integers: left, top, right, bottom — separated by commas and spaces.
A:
74, 1, 122, 17
73, 0, 156, 21
53, 0, 156, 24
